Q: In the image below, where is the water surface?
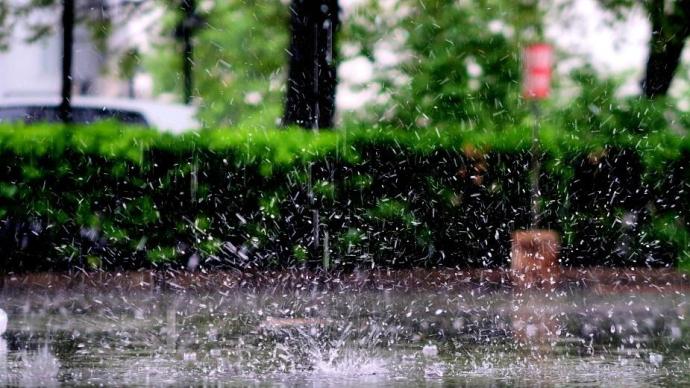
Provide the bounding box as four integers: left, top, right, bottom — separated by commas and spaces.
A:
1, 282, 688, 386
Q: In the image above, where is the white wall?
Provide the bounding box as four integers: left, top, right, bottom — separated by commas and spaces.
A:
0, 7, 106, 97
0, 31, 62, 97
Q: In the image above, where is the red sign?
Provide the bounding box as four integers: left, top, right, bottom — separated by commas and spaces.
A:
522, 43, 553, 100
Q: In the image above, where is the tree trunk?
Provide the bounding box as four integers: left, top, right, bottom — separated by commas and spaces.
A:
181, 0, 195, 105
641, 0, 690, 98
59, 0, 74, 123
283, 0, 339, 129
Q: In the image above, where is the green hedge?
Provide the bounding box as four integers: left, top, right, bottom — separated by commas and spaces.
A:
0, 122, 688, 272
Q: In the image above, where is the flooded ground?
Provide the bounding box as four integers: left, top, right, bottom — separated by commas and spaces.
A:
1, 272, 689, 386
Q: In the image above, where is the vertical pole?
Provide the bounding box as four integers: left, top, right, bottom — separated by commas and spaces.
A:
308, 163, 320, 258
313, 206, 320, 251
181, 0, 195, 105
311, 25, 321, 258
323, 230, 330, 270
529, 101, 541, 228
59, 0, 74, 123
312, 23, 320, 131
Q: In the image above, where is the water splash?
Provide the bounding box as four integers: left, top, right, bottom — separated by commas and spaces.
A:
20, 346, 60, 387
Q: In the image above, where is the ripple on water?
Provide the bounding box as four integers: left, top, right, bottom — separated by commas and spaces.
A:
0, 288, 688, 386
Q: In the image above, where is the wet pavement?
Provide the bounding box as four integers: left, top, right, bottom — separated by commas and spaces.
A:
0, 269, 689, 386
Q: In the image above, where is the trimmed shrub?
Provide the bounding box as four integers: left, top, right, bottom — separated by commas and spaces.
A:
0, 122, 688, 272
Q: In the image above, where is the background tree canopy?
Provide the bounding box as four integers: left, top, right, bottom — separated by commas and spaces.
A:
1, 0, 688, 131
148, 0, 289, 128
145, 0, 689, 132
147, 0, 544, 129
362, 0, 540, 129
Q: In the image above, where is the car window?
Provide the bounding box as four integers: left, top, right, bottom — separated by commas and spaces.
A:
72, 107, 148, 126
0, 105, 148, 126
0, 107, 32, 122
0, 106, 61, 123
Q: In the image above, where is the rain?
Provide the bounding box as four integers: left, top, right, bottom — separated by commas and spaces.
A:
0, 0, 689, 386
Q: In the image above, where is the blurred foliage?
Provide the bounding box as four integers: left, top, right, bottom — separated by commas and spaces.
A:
119, 48, 140, 80
145, 0, 545, 129
1, 0, 687, 135
346, 0, 688, 130
0, 121, 688, 272
377, 0, 538, 128
549, 67, 689, 139
147, 0, 288, 128
141, 0, 690, 135
649, 214, 690, 271
330, 0, 548, 128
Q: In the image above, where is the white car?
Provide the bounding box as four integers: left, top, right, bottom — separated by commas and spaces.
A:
0, 96, 200, 133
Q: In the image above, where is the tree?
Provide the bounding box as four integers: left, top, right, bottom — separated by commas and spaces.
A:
640, 0, 690, 97
283, 0, 339, 129
342, 0, 540, 129
147, 0, 288, 127
148, 0, 341, 129
174, 0, 204, 104
59, 0, 75, 123
588, 0, 690, 98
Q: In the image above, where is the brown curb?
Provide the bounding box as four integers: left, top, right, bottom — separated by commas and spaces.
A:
0, 267, 687, 294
